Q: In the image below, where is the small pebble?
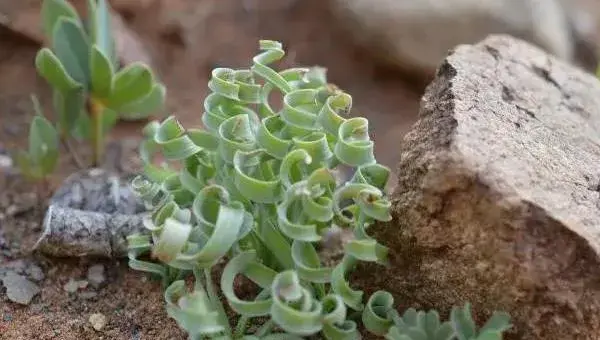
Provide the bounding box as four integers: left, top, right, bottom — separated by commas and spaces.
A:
79, 291, 99, 300
0, 154, 12, 169
1, 271, 40, 305
26, 264, 45, 282
89, 313, 107, 331
87, 264, 106, 288
64, 278, 89, 293
131, 326, 141, 340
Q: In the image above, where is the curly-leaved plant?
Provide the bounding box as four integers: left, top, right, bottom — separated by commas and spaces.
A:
127, 40, 511, 340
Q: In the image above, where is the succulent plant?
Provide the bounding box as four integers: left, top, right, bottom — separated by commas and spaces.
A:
34, 0, 165, 166
127, 40, 512, 339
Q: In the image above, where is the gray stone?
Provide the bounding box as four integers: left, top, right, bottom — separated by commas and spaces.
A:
0, 154, 12, 169
87, 264, 106, 288
2, 271, 40, 305
34, 168, 148, 258
79, 291, 99, 300
330, 0, 598, 78
357, 35, 600, 339
26, 263, 45, 282
49, 168, 145, 215
63, 278, 89, 293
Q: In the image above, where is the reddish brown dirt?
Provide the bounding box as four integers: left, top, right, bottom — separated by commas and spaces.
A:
0, 0, 422, 339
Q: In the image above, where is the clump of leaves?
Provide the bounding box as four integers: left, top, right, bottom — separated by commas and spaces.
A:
127, 40, 512, 339
449, 304, 511, 340
379, 301, 511, 340
33, 0, 165, 168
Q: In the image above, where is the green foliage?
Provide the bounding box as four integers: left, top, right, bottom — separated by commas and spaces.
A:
16, 96, 60, 181
127, 40, 512, 339
33, 0, 166, 168
385, 307, 454, 340
450, 304, 511, 340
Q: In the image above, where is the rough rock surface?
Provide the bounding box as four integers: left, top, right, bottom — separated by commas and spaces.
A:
330, 0, 598, 79
2, 271, 40, 305
357, 35, 600, 339
50, 168, 145, 215
34, 168, 147, 258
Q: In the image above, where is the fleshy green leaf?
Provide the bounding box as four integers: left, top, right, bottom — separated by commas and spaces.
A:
52, 17, 91, 87
118, 83, 166, 120
331, 257, 363, 311
94, 0, 117, 67
291, 240, 332, 283
270, 270, 323, 336
362, 291, 394, 336
152, 115, 202, 160
42, 0, 80, 43
173, 187, 246, 268
101, 107, 118, 135
334, 117, 375, 167
71, 110, 91, 141
35, 48, 82, 93
53, 88, 85, 135
107, 63, 154, 108
220, 251, 276, 317
479, 312, 511, 335
87, 0, 97, 39
28, 114, 59, 176
153, 217, 192, 263
252, 40, 292, 94
233, 149, 283, 204
90, 45, 114, 98
451, 304, 477, 340
344, 239, 389, 265
165, 279, 227, 337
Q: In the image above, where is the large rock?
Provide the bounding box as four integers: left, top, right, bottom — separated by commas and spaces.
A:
330, 0, 598, 79
358, 35, 600, 339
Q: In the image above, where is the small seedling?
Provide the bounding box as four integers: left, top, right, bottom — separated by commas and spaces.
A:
449, 304, 511, 340
34, 0, 166, 167
16, 95, 59, 200
127, 40, 512, 339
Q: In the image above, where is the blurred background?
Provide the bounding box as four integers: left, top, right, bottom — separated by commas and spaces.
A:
1, 0, 600, 189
